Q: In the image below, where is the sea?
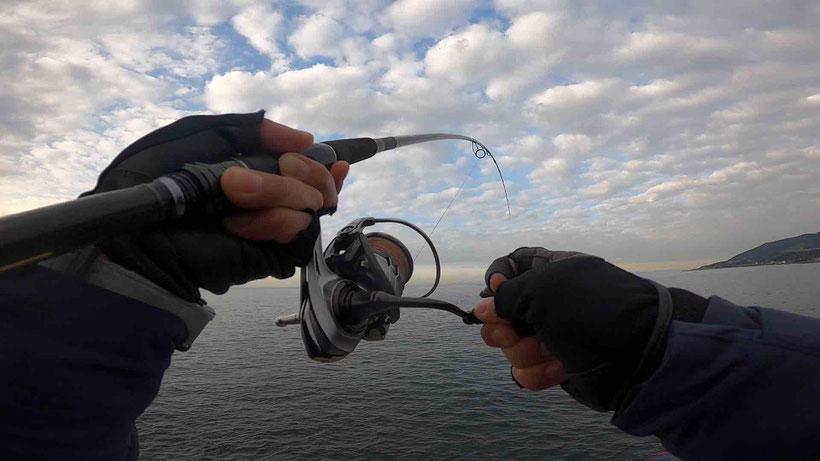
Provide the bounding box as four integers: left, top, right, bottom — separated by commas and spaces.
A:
137, 263, 820, 460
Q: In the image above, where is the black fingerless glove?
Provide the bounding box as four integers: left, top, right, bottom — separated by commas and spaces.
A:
83, 111, 318, 302
489, 248, 708, 412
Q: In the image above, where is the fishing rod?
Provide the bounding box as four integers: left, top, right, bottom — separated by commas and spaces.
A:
0, 134, 507, 273
0, 133, 509, 360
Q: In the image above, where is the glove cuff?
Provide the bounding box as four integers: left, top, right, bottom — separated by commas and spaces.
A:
39, 247, 215, 351
669, 287, 709, 322
610, 280, 673, 412
612, 285, 708, 413
562, 280, 674, 412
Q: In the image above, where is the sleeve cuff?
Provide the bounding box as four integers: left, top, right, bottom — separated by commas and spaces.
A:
39, 247, 215, 351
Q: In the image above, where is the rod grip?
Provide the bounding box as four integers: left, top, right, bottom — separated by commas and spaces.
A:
167, 150, 333, 218
324, 138, 378, 164
0, 150, 334, 273
165, 155, 280, 217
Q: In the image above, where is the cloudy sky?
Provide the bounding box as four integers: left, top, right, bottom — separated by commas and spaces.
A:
2, 0, 819, 285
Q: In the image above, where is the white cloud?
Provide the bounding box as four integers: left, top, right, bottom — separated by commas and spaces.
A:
552, 134, 592, 156
0, 1, 217, 215
183, 0, 252, 25
493, 0, 563, 16
424, 23, 508, 86
289, 14, 346, 60
386, 0, 477, 38
1, 0, 819, 271
529, 79, 618, 108
296, 0, 392, 33
613, 32, 736, 67
232, 5, 285, 58
528, 157, 568, 184
506, 10, 560, 49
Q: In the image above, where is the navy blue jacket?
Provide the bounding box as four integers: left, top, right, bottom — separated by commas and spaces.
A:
0, 265, 185, 460
613, 296, 820, 459
1, 267, 819, 459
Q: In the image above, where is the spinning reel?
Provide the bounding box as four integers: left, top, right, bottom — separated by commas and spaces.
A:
275, 217, 481, 362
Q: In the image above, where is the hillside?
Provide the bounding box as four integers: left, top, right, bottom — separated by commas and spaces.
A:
695, 232, 820, 270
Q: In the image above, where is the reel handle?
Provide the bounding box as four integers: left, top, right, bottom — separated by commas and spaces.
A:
274, 313, 300, 327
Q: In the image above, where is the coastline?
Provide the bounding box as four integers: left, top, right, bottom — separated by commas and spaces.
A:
688, 259, 820, 272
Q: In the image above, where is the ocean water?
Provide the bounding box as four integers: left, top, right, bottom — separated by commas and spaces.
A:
137, 263, 820, 460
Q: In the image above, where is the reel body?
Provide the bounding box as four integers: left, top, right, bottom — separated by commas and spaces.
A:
275, 217, 480, 362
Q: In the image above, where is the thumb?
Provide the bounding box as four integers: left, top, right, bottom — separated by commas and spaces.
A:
479, 273, 508, 298
494, 269, 543, 338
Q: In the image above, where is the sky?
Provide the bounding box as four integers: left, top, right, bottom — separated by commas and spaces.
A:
1, 0, 819, 287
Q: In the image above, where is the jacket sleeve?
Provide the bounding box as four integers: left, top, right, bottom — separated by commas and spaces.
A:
0, 261, 190, 460
612, 296, 820, 461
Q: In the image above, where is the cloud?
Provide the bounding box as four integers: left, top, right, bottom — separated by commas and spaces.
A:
552, 134, 591, 155
288, 14, 346, 60
424, 23, 508, 86
1, 0, 818, 273
613, 32, 738, 70
0, 1, 217, 214
232, 5, 285, 58
386, 0, 478, 38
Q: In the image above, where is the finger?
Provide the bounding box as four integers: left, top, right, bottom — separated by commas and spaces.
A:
479, 273, 507, 299
279, 153, 338, 208
506, 247, 591, 274
489, 273, 507, 293
473, 297, 507, 324
223, 208, 312, 242
330, 161, 350, 193
511, 361, 566, 391
259, 119, 313, 154
502, 336, 552, 368
480, 323, 519, 348
484, 256, 517, 294
221, 167, 323, 211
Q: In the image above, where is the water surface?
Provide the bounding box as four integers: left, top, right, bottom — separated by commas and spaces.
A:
138, 263, 820, 460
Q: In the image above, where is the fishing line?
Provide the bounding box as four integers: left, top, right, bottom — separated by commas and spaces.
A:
409, 141, 512, 263
413, 165, 475, 262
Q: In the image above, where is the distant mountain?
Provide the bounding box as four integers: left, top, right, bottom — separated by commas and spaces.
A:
695, 232, 820, 270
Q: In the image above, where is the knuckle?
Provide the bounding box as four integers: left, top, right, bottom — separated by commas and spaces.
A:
270, 216, 303, 243
305, 187, 324, 210
281, 178, 320, 210
480, 325, 497, 346
259, 173, 289, 200
323, 171, 336, 192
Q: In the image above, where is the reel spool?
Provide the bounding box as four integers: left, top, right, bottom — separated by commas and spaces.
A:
365, 233, 414, 289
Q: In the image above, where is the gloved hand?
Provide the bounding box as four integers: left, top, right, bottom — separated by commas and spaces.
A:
84, 111, 349, 302
473, 247, 709, 412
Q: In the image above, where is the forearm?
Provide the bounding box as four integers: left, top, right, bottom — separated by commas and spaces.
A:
0, 251, 202, 459
612, 296, 820, 460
